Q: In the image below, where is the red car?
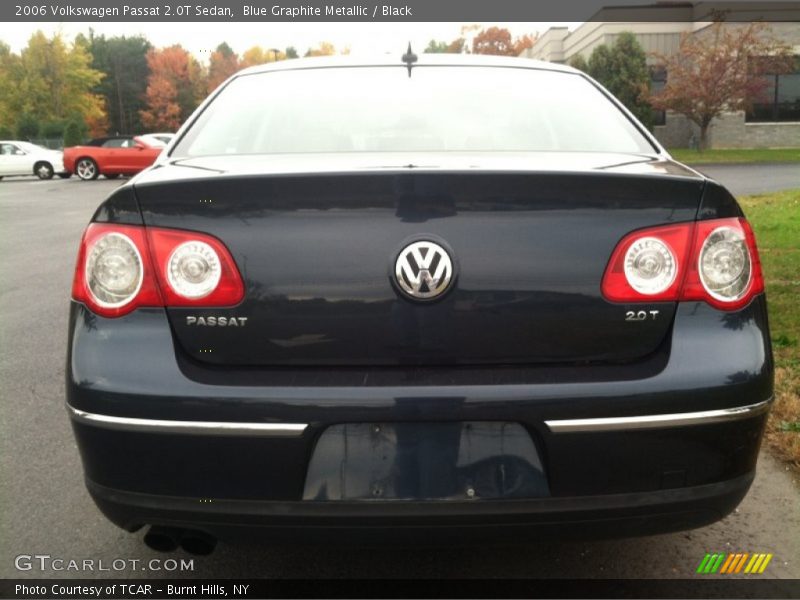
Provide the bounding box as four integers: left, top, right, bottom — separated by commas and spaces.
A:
63, 136, 164, 181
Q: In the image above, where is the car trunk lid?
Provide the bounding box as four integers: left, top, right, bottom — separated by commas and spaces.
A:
133, 153, 703, 366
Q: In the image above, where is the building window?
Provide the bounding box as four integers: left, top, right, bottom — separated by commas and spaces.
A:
650, 67, 667, 127
746, 61, 800, 123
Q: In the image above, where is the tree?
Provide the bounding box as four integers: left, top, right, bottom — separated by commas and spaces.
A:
305, 42, 337, 57
1, 31, 105, 133
424, 40, 449, 54
240, 46, 267, 68
566, 33, 654, 130
471, 27, 537, 56
0, 41, 15, 131
207, 42, 239, 91
285, 46, 299, 59
39, 119, 66, 139
650, 22, 794, 150
446, 38, 467, 54
141, 76, 181, 131
513, 34, 536, 56
140, 45, 206, 131
16, 113, 39, 140
593, 33, 653, 128
586, 45, 614, 82
239, 46, 286, 69
87, 32, 151, 134
64, 119, 86, 146
424, 37, 467, 54
472, 27, 514, 55
568, 54, 589, 73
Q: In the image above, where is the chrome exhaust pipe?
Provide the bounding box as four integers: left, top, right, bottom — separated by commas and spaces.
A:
179, 530, 217, 556
143, 526, 182, 552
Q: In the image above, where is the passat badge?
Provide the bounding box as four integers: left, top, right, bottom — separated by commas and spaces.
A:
394, 240, 454, 300
186, 316, 247, 327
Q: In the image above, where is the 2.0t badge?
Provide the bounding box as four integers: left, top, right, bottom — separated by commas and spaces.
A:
394, 240, 454, 301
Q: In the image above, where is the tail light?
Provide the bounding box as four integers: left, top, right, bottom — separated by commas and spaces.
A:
601, 217, 763, 311
681, 218, 764, 310
72, 223, 244, 318
601, 223, 693, 302
146, 228, 244, 307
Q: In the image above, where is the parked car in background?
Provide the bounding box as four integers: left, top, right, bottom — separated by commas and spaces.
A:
62, 136, 164, 181
67, 55, 773, 554
0, 141, 68, 180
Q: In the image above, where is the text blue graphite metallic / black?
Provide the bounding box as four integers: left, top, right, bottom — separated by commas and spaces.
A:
66, 54, 773, 554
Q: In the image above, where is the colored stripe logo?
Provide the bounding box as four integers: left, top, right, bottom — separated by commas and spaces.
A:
696, 552, 773, 574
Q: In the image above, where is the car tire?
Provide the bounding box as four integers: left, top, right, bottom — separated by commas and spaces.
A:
35, 162, 55, 180
58, 173, 72, 179
105, 173, 120, 179
76, 158, 100, 181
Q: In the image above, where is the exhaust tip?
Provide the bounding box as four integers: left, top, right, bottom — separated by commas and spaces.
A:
143, 526, 181, 553
180, 531, 217, 556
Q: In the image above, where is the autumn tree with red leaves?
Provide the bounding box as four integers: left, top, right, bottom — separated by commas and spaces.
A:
650, 21, 794, 150
426, 27, 535, 56
512, 34, 536, 56
207, 42, 239, 92
141, 76, 181, 131
472, 27, 536, 56
140, 45, 206, 131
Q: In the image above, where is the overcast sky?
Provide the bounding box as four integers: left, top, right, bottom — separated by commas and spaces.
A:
5, 22, 577, 59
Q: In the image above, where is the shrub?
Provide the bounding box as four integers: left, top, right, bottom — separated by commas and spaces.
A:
39, 120, 67, 139
16, 114, 39, 140
63, 120, 86, 147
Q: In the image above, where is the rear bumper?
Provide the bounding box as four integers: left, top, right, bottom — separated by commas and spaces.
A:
66, 297, 773, 538
85, 472, 754, 542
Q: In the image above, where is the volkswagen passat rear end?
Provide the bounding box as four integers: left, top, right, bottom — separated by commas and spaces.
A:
66, 55, 773, 552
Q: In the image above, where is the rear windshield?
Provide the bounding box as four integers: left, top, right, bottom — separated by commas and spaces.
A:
172, 66, 656, 157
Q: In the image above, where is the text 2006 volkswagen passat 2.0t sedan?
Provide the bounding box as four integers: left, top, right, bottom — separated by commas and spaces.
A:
67, 53, 773, 555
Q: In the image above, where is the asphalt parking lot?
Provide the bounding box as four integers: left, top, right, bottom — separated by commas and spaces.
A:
690, 163, 800, 197
1, 165, 799, 580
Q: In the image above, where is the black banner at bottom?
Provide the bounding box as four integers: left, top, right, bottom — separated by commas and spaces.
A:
2, 579, 800, 599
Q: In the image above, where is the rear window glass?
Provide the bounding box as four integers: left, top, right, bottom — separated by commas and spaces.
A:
173, 66, 655, 157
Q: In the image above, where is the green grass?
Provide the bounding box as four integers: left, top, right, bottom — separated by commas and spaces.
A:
670, 148, 800, 164
739, 189, 800, 468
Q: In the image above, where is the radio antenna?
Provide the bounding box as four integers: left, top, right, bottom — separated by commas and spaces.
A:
401, 42, 418, 77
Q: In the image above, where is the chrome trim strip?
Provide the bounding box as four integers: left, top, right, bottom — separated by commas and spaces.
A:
545, 399, 772, 433
67, 405, 307, 437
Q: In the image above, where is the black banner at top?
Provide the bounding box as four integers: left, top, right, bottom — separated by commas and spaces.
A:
2, 0, 800, 22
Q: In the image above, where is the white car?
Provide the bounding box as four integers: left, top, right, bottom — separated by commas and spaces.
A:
0, 141, 68, 180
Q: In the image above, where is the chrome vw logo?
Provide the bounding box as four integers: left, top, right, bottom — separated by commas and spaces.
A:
394, 240, 454, 300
